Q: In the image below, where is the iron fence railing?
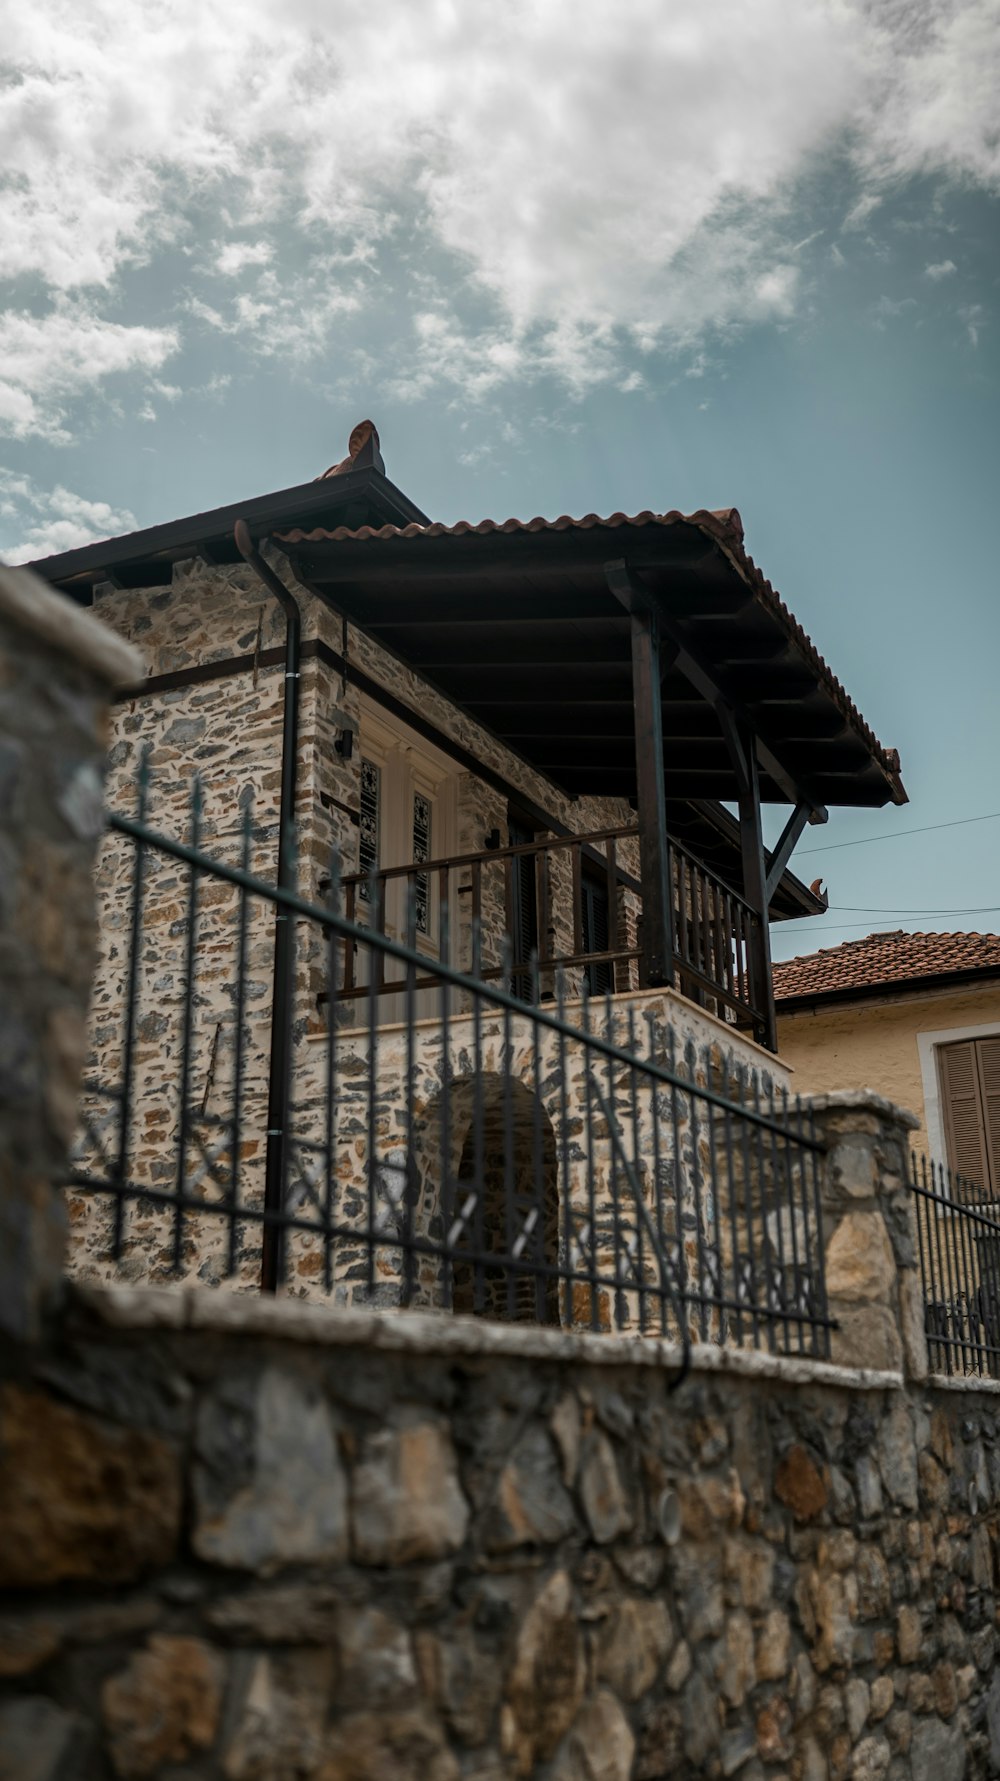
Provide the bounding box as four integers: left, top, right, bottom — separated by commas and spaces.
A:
66, 770, 830, 1362
911, 1153, 1000, 1379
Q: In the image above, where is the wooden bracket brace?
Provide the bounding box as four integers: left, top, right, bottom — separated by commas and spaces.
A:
764, 801, 828, 906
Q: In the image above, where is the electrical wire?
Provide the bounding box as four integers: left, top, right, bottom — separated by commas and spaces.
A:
776, 913, 1000, 936
828, 903, 1000, 916
797, 809, 1000, 856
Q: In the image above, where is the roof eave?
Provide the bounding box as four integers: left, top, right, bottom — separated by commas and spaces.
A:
776, 964, 1000, 1013
25, 468, 431, 596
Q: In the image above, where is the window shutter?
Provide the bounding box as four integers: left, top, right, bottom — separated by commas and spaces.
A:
939, 1040, 991, 1193
976, 1036, 1000, 1198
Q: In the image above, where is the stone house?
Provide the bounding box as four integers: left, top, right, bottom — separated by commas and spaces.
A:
28, 421, 909, 1308
6, 551, 1000, 1781
776, 930, 1000, 1188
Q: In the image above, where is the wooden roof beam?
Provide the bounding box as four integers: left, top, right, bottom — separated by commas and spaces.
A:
604, 560, 825, 817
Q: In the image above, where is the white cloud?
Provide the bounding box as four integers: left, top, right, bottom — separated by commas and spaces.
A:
0, 470, 137, 561
215, 241, 274, 276
959, 302, 985, 347
872, 294, 918, 328
924, 258, 957, 279
0, 0, 998, 409
0, 306, 178, 441
842, 193, 882, 232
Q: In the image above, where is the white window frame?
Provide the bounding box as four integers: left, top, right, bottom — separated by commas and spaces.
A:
357, 696, 458, 960
918, 1019, 1000, 1175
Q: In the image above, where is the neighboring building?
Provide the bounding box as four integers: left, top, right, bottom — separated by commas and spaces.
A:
28, 420, 908, 1305
775, 929, 1000, 1187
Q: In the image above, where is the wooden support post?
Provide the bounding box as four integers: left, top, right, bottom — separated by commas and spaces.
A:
735, 721, 778, 1052
628, 601, 674, 989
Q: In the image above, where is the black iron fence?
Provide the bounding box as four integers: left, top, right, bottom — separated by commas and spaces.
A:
911, 1153, 1000, 1379
66, 771, 831, 1361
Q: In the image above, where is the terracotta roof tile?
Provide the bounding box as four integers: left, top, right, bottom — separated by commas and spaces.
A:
774, 930, 1000, 1002
275, 506, 902, 791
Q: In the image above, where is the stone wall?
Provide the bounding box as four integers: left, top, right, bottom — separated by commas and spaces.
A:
4, 557, 1000, 1779
2, 1291, 1000, 1781
0, 563, 141, 1342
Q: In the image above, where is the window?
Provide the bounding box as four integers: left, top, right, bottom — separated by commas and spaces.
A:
358, 756, 381, 902
412, 789, 432, 937
938, 1036, 1000, 1196
580, 865, 613, 997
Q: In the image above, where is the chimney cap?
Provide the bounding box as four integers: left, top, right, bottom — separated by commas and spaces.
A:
317, 420, 384, 480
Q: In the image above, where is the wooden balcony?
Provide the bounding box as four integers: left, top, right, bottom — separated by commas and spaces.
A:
333, 825, 772, 1041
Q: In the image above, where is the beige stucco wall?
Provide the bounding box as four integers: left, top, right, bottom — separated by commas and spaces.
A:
776, 979, 1000, 1152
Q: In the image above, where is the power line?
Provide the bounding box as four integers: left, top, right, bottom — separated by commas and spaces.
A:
798, 809, 1000, 856
829, 903, 1000, 916
775, 913, 1000, 935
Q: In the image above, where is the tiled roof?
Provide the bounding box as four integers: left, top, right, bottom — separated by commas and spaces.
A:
774, 930, 1000, 1003
275, 506, 903, 791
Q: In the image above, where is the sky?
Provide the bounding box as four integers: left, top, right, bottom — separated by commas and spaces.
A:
1, 0, 998, 963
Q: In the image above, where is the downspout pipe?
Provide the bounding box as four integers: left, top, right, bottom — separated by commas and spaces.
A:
234, 519, 301, 1292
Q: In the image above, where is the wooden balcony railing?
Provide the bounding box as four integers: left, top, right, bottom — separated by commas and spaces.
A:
331, 825, 769, 1035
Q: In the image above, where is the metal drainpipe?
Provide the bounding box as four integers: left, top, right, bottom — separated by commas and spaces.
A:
234, 519, 301, 1292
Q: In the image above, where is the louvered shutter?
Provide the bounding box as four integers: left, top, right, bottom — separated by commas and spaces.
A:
939, 1040, 992, 1194
976, 1037, 1000, 1199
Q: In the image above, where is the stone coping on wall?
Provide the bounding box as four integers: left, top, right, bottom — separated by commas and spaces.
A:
927, 1371, 1000, 1394
803, 1087, 921, 1128
0, 563, 143, 688
71, 1282, 907, 1392
310, 981, 793, 1076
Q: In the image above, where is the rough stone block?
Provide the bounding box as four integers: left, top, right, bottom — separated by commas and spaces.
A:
774, 1445, 827, 1522
484, 1423, 576, 1551
0, 1695, 85, 1781
351, 1416, 468, 1565
316, 1706, 459, 1781
755, 1608, 790, 1682
101, 1636, 224, 1778
830, 1303, 903, 1374
828, 1136, 878, 1201
876, 1401, 918, 1511
503, 1570, 584, 1776
909, 1713, 965, 1781
0, 1384, 181, 1587
578, 1430, 632, 1544
193, 1368, 348, 1573
416, 1629, 501, 1748
550, 1690, 635, 1781
594, 1596, 673, 1701
826, 1212, 896, 1302
222, 1649, 334, 1780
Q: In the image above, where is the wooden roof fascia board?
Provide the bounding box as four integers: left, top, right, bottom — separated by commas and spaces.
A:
29, 469, 431, 593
